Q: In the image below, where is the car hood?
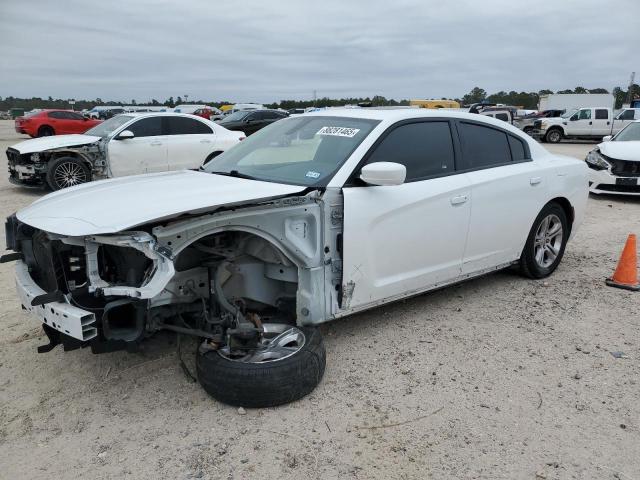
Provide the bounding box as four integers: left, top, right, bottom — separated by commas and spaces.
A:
17, 170, 307, 236
11, 134, 102, 154
599, 141, 640, 161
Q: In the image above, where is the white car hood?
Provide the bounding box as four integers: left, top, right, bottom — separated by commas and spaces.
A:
599, 141, 640, 162
17, 170, 307, 236
11, 134, 102, 154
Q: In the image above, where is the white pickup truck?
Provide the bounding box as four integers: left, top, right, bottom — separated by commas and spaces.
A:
532, 107, 640, 143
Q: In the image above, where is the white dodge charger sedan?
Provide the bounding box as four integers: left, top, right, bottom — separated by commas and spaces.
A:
6, 112, 245, 190
4, 109, 588, 407
587, 120, 640, 195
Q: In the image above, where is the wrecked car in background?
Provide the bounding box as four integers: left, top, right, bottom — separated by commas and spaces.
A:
3, 109, 588, 407
6, 112, 244, 190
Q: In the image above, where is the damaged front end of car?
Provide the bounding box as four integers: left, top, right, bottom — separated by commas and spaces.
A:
6, 141, 108, 188
4, 190, 341, 358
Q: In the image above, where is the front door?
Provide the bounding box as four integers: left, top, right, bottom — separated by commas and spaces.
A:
107, 116, 168, 177
570, 108, 593, 136
341, 120, 471, 310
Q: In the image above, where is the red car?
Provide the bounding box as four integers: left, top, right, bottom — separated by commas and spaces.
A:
15, 110, 102, 137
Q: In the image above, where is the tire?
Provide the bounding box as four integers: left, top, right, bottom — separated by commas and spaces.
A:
523, 127, 533, 136
37, 126, 54, 137
197, 325, 326, 407
544, 128, 562, 143
519, 202, 569, 279
46, 156, 91, 191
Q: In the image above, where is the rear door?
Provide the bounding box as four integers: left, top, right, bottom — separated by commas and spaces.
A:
165, 116, 216, 170
457, 121, 549, 273
591, 108, 611, 136
341, 120, 471, 310
107, 116, 168, 177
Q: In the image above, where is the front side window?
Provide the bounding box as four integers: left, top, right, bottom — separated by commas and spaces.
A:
617, 109, 635, 120
127, 117, 163, 137
204, 116, 379, 186
595, 109, 608, 120
366, 121, 455, 181
495, 112, 509, 122
458, 122, 512, 168
167, 116, 212, 135
578, 109, 592, 120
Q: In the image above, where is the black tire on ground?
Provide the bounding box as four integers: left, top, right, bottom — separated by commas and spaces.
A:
45, 156, 91, 191
523, 127, 533, 136
197, 326, 326, 407
519, 202, 569, 279
37, 126, 54, 137
544, 128, 562, 143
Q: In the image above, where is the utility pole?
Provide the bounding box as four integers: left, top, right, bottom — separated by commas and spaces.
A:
185, 94, 189, 104
626, 72, 636, 105
313, 90, 317, 107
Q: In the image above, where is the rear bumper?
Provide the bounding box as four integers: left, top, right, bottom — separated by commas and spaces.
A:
588, 169, 640, 196
15, 260, 98, 341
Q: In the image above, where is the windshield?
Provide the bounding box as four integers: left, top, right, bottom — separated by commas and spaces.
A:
614, 122, 640, 142
561, 109, 578, 119
205, 116, 380, 186
220, 111, 251, 123
85, 115, 133, 137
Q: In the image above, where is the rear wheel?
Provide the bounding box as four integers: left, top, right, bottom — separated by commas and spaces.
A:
545, 128, 562, 143
37, 126, 54, 137
46, 156, 91, 190
519, 203, 569, 279
197, 324, 326, 407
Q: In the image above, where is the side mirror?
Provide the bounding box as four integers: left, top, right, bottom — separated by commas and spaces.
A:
360, 162, 406, 186
602, 135, 612, 142
116, 130, 134, 140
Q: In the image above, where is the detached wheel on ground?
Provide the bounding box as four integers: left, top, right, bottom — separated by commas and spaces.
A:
520, 202, 569, 279
544, 128, 563, 143
37, 126, 54, 137
46, 156, 91, 190
197, 324, 326, 407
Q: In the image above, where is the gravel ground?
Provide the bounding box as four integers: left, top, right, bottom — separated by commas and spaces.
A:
0, 120, 638, 480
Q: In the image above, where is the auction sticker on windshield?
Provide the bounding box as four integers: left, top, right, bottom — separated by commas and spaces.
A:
317, 126, 360, 138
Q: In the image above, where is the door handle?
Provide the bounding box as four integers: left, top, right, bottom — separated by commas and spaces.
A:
450, 195, 468, 206
150, 141, 162, 146
607, 121, 610, 125
199, 139, 212, 143
530, 177, 542, 185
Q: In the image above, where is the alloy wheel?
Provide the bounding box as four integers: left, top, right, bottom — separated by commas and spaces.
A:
533, 213, 563, 268
53, 161, 88, 189
217, 323, 306, 363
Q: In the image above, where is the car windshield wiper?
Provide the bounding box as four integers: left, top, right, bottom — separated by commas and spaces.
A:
209, 170, 259, 181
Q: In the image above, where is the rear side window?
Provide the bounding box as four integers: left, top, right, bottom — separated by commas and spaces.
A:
127, 117, 163, 137
366, 121, 455, 181
595, 109, 608, 120
167, 117, 212, 135
508, 135, 527, 161
458, 122, 512, 168
48, 111, 67, 119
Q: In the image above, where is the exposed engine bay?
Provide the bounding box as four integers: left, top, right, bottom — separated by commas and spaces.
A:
5, 191, 343, 356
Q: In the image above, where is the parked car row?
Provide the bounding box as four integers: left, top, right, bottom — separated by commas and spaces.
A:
3, 108, 589, 406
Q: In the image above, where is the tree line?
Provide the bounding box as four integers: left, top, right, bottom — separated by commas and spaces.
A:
1, 84, 638, 112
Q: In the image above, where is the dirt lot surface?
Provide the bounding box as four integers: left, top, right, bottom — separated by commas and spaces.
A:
0, 120, 638, 479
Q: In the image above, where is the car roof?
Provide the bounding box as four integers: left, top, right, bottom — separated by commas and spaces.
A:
303, 107, 504, 123
120, 112, 211, 119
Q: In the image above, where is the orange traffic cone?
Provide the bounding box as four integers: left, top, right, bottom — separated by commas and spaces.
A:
606, 234, 639, 291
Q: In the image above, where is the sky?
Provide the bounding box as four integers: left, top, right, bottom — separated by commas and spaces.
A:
0, 0, 638, 103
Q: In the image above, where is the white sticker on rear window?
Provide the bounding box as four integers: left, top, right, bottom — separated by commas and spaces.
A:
316, 126, 360, 138
305, 171, 321, 179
